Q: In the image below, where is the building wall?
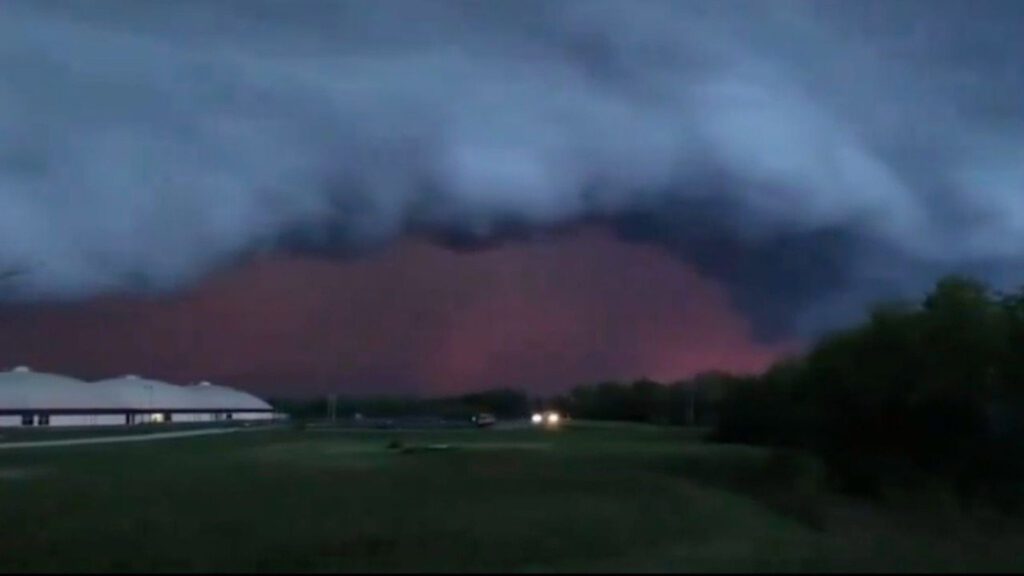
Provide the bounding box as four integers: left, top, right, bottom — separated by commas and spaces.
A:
0, 411, 277, 427
171, 413, 216, 423
50, 415, 88, 427
49, 414, 123, 427
25, 415, 127, 427
96, 414, 129, 426
232, 411, 275, 421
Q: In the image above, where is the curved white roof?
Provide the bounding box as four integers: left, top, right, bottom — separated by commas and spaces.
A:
0, 369, 118, 410
0, 368, 272, 412
93, 375, 204, 411
188, 381, 272, 411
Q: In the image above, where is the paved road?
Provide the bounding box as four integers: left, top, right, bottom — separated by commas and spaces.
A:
0, 427, 252, 450
309, 418, 536, 432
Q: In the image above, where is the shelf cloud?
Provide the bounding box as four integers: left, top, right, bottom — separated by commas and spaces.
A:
2, 0, 1023, 339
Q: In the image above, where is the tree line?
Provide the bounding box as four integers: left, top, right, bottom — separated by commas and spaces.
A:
711, 275, 1024, 505
547, 374, 735, 426
271, 388, 532, 421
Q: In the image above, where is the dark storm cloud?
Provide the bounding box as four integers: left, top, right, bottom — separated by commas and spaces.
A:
1, 0, 1023, 338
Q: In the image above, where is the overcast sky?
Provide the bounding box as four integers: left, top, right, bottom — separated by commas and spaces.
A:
1, 1, 1022, 394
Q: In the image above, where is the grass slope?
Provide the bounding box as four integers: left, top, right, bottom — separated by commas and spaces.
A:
0, 422, 1021, 572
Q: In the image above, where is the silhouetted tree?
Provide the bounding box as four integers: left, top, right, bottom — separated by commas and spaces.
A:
714, 274, 1024, 505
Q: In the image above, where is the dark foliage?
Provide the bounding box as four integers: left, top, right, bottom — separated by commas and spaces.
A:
714, 275, 1024, 506
270, 388, 530, 421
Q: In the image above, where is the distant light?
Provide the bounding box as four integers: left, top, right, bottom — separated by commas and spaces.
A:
531, 413, 544, 425
546, 412, 560, 425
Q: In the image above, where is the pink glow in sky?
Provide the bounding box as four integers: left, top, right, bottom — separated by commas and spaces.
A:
0, 230, 792, 396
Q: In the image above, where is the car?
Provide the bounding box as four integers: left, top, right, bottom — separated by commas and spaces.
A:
531, 411, 563, 427
472, 413, 497, 428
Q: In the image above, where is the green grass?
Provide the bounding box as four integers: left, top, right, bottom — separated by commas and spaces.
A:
0, 422, 1021, 572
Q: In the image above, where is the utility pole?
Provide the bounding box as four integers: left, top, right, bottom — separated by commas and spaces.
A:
327, 393, 337, 423
687, 387, 696, 427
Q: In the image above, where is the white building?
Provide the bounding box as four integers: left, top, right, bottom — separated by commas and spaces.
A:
0, 367, 281, 427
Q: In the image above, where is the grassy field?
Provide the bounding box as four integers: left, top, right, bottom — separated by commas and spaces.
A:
0, 422, 1022, 572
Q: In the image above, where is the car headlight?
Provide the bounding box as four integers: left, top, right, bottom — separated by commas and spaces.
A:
546, 413, 560, 424
531, 413, 544, 424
